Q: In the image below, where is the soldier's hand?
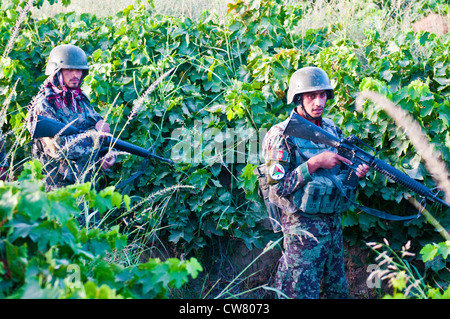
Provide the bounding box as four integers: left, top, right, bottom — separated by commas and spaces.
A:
101, 153, 116, 169
356, 163, 370, 178
307, 151, 352, 174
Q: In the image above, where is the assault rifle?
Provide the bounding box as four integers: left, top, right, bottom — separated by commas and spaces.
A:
283, 111, 450, 210
31, 115, 174, 165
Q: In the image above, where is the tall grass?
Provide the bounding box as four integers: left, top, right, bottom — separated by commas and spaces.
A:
355, 91, 450, 204
1, 0, 36, 179
2, 0, 34, 60
30, 0, 230, 19
356, 90, 450, 298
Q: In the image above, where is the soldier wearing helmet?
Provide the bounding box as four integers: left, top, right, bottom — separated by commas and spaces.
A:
262, 66, 369, 299
28, 44, 115, 190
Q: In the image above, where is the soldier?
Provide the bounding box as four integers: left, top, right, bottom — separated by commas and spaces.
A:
28, 44, 115, 191
262, 67, 369, 299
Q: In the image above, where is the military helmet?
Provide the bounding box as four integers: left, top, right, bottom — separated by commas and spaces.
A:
45, 44, 89, 75
287, 67, 334, 104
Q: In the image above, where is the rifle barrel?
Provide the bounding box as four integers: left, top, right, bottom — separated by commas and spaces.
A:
372, 158, 429, 195
107, 137, 174, 164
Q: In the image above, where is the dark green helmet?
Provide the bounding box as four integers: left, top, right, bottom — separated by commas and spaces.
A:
287, 67, 334, 104
45, 44, 89, 75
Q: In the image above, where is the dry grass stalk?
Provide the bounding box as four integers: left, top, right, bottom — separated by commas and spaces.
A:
355, 90, 450, 203
1, 0, 35, 61
128, 67, 175, 122
0, 79, 18, 128
408, 197, 450, 241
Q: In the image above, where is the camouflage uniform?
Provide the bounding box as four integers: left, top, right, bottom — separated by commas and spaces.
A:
29, 71, 104, 190
262, 110, 355, 299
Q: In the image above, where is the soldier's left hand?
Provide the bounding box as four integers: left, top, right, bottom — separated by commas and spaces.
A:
101, 153, 116, 169
356, 164, 370, 178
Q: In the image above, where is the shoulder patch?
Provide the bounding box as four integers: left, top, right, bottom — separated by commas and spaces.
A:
269, 163, 286, 180
270, 150, 289, 162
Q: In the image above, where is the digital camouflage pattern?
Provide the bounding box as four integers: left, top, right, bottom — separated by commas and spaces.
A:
275, 212, 348, 299
29, 71, 104, 190
262, 110, 351, 299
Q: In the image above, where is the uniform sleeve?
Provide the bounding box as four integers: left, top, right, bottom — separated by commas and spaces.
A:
33, 98, 101, 161
262, 125, 312, 198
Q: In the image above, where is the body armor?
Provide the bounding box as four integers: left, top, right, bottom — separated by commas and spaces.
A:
264, 114, 356, 216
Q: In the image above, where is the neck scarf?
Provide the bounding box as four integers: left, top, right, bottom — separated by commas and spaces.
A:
45, 71, 83, 113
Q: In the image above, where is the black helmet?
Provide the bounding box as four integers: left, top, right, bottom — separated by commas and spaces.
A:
45, 44, 89, 76
287, 66, 334, 104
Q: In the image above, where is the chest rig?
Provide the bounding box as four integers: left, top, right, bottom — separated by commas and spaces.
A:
286, 118, 356, 215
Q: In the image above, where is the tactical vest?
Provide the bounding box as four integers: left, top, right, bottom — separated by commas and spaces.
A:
279, 118, 356, 215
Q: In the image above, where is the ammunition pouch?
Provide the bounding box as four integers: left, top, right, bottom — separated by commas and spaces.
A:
294, 173, 356, 215
254, 161, 357, 232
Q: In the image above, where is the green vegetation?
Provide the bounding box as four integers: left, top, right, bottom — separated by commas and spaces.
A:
0, 160, 202, 298
0, 0, 449, 299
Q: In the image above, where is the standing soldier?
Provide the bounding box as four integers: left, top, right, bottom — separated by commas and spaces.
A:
28, 44, 115, 191
262, 67, 369, 299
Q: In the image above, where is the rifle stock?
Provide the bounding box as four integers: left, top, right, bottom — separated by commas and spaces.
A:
31, 115, 174, 164
32, 115, 81, 138
283, 111, 450, 209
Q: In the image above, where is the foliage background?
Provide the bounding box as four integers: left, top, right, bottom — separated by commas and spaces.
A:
0, 0, 449, 298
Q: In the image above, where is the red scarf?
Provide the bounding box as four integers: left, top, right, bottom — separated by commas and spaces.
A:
45, 72, 83, 113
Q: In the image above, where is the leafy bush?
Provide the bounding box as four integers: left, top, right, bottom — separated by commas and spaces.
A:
367, 237, 450, 299
0, 160, 202, 298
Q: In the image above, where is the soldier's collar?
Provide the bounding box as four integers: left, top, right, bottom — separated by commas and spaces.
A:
293, 108, 323, 127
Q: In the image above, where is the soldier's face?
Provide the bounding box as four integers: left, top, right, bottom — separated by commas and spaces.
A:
301, 90, 327, 118
61, 69, 83, 89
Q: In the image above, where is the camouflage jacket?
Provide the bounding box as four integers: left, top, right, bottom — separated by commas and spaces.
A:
29, 72, 104, 189
262, 110, 353, 215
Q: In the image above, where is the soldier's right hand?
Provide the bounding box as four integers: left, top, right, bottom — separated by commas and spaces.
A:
306, 151, 352, 174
